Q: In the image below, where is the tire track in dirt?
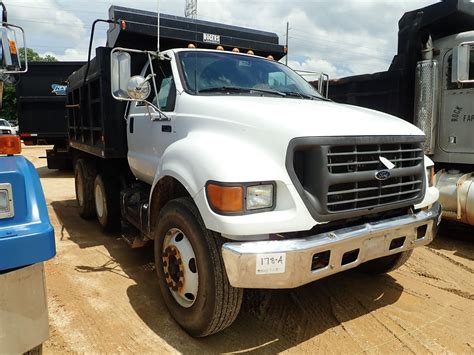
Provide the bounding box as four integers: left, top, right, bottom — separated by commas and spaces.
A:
426, 248, 474, 274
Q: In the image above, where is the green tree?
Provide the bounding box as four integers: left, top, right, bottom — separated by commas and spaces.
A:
1, 48, 57, 121
19, 48, 58, 62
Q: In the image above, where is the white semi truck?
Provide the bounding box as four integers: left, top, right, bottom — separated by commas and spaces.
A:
67, 6, 441, 337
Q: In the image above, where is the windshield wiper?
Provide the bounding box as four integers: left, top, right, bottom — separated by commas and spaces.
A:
283, 91, 331, 101
198, 86, 286, 97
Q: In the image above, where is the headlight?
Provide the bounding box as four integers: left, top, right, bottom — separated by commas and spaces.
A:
206, 181, 275, 215
0, 190, 8, 211
0, 183, 14, 219
426, 166, 435, 187
246, 184, 274, 210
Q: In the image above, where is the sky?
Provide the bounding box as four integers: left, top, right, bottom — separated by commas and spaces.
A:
7, 0, 438, 78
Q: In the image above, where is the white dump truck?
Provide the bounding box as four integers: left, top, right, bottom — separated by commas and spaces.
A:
66, 6, 441, 337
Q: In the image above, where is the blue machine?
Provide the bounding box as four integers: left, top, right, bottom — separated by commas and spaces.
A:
0, 155, 55, 271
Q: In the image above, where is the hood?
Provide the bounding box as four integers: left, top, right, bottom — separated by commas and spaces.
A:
181, 95, 424, 139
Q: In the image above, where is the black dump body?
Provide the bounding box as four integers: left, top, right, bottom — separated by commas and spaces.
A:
107, 6, 285, 60
329, 0, 474, 122
16, 61, 84, 143
67, 6, 286, 159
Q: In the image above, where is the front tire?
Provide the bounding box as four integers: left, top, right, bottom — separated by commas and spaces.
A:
359, 250, 413, 274
154, 197, 243, 337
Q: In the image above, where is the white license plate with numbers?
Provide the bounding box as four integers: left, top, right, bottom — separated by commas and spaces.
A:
256, 253, 286, 274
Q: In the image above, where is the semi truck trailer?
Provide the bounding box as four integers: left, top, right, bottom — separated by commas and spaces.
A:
329, 0, 474, 226
67, 5, 440, 337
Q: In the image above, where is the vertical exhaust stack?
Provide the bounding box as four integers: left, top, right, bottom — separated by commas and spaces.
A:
414, 35, 438, 155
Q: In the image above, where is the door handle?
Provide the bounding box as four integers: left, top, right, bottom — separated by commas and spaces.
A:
129, 116, 134, 134
161, 125, 172, 133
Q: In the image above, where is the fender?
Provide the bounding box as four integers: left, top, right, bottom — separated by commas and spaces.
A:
0, 156, 55, 270
148, 131, 294, 234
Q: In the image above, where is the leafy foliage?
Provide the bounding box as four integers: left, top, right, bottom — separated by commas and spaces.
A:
19, 48, 57, 62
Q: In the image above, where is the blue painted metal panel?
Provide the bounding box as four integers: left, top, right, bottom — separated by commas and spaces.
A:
0, 156, 55, 270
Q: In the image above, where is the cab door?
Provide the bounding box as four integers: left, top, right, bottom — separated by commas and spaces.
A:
439, 48, 474, 154
127, 59, 177, 184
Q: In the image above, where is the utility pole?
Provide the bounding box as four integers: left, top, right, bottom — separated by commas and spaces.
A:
185, 0, 197, 19
285, 21, 289, 65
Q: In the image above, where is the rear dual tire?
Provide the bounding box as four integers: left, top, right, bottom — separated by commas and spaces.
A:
74, 159, 120, 231
74, 159, 96, 219
94, 174, 121, 232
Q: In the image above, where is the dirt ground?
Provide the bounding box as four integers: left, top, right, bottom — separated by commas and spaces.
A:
23, 146, 474, 354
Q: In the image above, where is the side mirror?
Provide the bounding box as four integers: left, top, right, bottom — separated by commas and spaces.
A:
452, 43, 472, 83
127, 75, 151, 101
111, 50, 131, 99
0, 24, 27, 74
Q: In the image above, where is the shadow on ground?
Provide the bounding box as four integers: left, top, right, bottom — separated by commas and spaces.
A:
36, 166, 73, 179
429, 221, 474, 261
52, 199, 405, 353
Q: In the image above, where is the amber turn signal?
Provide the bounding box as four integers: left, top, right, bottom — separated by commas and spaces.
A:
0, 135, 21, 155
207, 183, 244, 213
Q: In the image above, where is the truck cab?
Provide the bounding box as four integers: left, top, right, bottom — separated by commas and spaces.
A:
433, 31, 474, 162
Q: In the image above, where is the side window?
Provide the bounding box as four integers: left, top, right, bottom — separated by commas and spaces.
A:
446, 50, 474, 90
139, 60, 176, 111
470, 49, 474, 80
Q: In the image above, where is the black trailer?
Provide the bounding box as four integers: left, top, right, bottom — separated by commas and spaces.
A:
65, 6, 286, 161
16, 61, 85, 145
328, 0, 474, 123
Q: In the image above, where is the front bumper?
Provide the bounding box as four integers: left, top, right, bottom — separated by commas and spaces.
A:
222, 202, 441, 289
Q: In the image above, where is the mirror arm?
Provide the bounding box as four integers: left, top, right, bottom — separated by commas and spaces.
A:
147, 52, 160, 103
144, 101, 170, 121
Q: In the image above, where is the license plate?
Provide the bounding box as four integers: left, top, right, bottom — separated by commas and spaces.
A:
256, 253, 286, 274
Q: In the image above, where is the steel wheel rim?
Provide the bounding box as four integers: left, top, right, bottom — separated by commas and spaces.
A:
94, 184, 105, 218
162, 228, 199, 308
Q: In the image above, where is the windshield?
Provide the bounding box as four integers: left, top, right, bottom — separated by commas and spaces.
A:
177, 51, 324, 99
0, 119, 11, 126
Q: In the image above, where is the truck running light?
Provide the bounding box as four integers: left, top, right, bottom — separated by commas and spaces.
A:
207, 183, 243, 213
0, 135, 21, 155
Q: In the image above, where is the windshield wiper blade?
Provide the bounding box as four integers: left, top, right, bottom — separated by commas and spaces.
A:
198, 86, 251, 94
249, 88, 286, 97
198, 86, 286, 97
284, 91, 331, 101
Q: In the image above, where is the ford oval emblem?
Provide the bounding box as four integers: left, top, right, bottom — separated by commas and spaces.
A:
375, 170, 391, 181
